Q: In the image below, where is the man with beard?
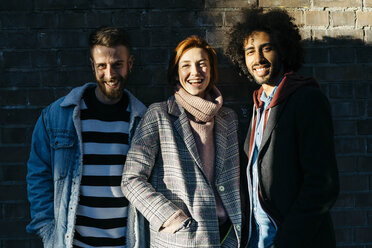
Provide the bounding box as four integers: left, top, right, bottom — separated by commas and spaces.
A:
226, 7, 339, 248
26, 26, 147, 248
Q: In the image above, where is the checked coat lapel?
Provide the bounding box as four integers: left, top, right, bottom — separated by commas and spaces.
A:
168, 96, 229, 183
214, 113, 228, 181
168, 97, 204, 172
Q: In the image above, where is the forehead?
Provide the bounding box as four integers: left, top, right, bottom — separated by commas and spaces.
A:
244, 31, 271, 48
91, 45, 130, 60
179, 47, 209, 62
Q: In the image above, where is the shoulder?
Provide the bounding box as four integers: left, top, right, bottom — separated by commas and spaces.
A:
140, 100, 170, 122
42, 96, 70, 117
287, 85, 330, 113
289, 85, 332, 121
146, 95, 179, 115
147, 101, 168, 113
124, 89, 147, 117
43, 83, 93, 115
132, 100, 170, 142
292, 85, 328, 102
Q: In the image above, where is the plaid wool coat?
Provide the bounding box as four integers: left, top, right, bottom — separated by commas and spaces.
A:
122, 96, 242, 247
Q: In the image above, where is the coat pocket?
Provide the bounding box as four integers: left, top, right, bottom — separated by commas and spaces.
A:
150, 219, 199, 247
50, 131, 76, 180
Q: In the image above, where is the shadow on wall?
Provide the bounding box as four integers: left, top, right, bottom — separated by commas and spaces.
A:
302, 37, 372, 247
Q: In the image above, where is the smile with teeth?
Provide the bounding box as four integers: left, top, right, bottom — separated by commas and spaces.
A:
188, 79, 203, 85
254, 66, 270, 76
105, 81, 119, 88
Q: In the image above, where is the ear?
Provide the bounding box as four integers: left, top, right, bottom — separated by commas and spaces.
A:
90, 57, 95, 72
128, 55, 134, 71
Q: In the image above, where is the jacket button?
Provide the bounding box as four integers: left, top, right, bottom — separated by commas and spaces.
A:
236, 224, 241, 231
219, 186, 225, 192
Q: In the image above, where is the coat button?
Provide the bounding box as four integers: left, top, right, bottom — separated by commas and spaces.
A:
219, 186, 225, 192
236, 224, 241, 231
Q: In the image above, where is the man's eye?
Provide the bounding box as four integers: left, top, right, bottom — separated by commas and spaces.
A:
97, 64, 105, 69
263, 47, 273, 52
113, 63, 123, 68
181, 64, 190, 68
246, 50, 254, 55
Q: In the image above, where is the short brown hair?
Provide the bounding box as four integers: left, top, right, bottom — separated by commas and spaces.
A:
167, 36, 218, 92
89, 26, 131, 52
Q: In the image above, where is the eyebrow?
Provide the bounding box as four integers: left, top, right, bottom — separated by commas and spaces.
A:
180, 58, 208, 63
95, 59, 125, 64
245, 42, 272, 51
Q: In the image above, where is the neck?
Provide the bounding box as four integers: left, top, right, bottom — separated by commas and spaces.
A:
262, 71, 284, 96
262, 84, 276, 96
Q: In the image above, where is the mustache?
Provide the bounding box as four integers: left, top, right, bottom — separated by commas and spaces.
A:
103, 76, 122, 83
252, 61, 271, 68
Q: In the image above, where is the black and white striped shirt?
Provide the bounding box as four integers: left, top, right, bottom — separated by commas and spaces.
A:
73, 88, 130, 248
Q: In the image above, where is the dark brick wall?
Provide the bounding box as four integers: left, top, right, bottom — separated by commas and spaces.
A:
0, 1, 371, 247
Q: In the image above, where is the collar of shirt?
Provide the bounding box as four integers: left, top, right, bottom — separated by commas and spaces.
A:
260, 76, 284, 109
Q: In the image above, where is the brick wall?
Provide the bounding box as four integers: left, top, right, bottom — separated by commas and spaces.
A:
0, 0, 371, 247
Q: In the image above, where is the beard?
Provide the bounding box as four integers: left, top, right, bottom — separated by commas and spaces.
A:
251, 58, 283, 86
96, 73, 129, 102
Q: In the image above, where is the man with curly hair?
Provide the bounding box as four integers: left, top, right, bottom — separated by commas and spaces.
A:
226, 7, 339, 248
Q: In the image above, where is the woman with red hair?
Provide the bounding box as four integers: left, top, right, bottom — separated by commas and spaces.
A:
122, 36, 242, 247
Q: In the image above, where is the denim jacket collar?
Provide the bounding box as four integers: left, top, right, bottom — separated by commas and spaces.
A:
60, 82, 147, 120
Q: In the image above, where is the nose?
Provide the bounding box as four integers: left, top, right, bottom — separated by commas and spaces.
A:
105, 65, 116, 80
254, 51, 267, 64
255, 50, 267, 64
190, 64, 200, 75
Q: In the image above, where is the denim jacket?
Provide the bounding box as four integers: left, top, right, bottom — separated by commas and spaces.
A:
26, 83, 147, 248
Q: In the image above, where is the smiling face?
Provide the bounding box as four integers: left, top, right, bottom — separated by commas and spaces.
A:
244, 31, 283, 87
178, 47, 211, 98
91, 45, 133, 104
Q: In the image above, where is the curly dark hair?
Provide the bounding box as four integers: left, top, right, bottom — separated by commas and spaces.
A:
225, 6, 304, 80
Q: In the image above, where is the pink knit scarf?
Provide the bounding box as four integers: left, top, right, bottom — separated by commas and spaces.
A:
174, 86, 223, 122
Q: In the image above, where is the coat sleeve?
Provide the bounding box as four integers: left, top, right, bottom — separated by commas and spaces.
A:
121, 105, 182, 232
274, 88, 339, 247
26, 109, 55, 242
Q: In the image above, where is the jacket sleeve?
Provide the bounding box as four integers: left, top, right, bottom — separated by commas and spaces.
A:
121, 105, 182, 232
274, 88, 339, 247
26, 110, 55, 242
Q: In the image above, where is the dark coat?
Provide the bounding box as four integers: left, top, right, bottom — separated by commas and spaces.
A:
241, 73, 339, 248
